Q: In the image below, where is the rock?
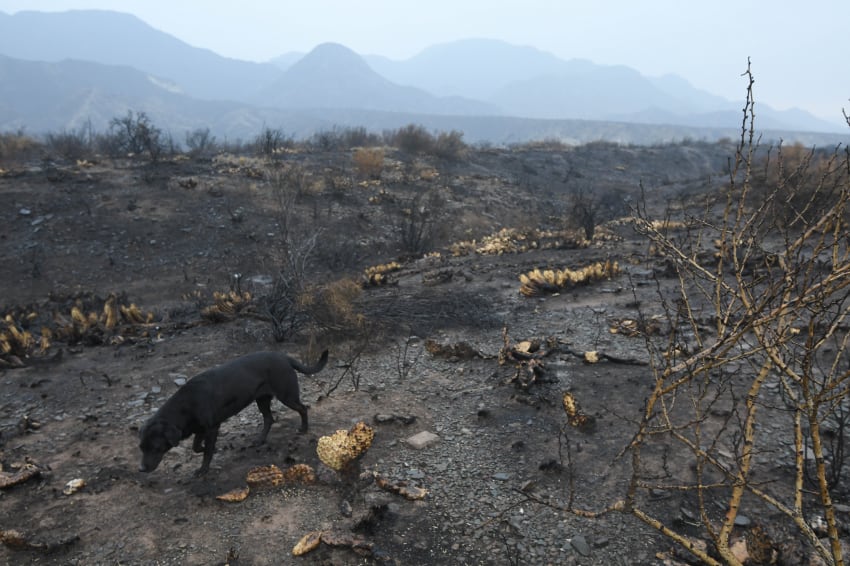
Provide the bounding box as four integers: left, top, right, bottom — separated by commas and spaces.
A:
593, 536, 609, 548
734, 514, 751, 527
492, 472, 510, 481
405, 431, 440, 449
570, 534, 591, 556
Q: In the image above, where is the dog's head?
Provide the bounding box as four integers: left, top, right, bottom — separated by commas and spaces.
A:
138, 419, 181, 473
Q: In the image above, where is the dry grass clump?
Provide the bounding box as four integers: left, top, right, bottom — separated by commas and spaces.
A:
0, 131, 41, 167
352, 147, 384, 179
299, 278, 365, 334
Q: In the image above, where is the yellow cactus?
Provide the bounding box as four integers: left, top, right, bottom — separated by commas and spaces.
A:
317, 421, 374, 472
103, 295, 118, 329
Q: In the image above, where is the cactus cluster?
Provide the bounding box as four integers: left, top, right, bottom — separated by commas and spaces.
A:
519, 260, 619, 297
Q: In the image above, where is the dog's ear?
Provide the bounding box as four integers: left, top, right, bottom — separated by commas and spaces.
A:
164, 425, 182, 448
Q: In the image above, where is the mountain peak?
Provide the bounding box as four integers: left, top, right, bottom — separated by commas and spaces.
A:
292, 42, 373, 74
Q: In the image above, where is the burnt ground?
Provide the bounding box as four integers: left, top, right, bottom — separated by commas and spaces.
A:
1, 142, 843, 565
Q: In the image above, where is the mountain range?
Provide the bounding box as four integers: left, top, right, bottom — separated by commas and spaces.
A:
0, 9, 846, 145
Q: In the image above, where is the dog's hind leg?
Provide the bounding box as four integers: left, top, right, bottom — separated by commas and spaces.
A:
196, 427, 219, 476
192, 433, 205, 453
282, 399, 309, 433
255, 395, 274, 444
270, 378, 309, 433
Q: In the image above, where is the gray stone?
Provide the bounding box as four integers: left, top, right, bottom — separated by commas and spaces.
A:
405, 431, 440, 449
593, 536, 610, 548
734, 514, 751, 527
570, 534, 591, 556
492, 472, 510, 481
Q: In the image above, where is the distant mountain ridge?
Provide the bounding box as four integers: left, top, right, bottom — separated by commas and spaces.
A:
362, 38, 842, 133
255, 43, 497, 115
0, 9, 282, 102
0, 9, 845, 142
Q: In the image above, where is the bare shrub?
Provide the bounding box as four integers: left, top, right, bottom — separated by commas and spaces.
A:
44, 122, 96, 160
525, 62, 850, 566
385, 124, 434, 155
262, 230, 319, 342
185, 127, 218, 158
311, 126, 381, 151
753, 141, 842, 227
253, 125, 291, 157
566, 185, 628, 239
432, 130, 468, 162
101, 110, 165, 162
260, 165, 320, 341
390, 189, 447, 255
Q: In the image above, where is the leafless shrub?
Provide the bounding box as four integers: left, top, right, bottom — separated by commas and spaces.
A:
262, 229, 320, 342
385, 124, 434, 155
260, 165, 320, 341
185, 127, 218, 158
432, 130, 468, 162
102, 110, 165, 162
44, 122, 96, 160
311, 126, 382, 151
525, 62, 850, 566
253, 125, 291, 157
390, 189, 447, 255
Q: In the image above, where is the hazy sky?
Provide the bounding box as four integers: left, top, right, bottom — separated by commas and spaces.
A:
1, 0, 848, 126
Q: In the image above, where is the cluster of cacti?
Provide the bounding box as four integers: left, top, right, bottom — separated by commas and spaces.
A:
199, 290, 253, 322
362, 261, 402, 286
519, 259, 620, 297
1, 314, 38, 357
450, 227, 595, 257
2, 293, 155, 364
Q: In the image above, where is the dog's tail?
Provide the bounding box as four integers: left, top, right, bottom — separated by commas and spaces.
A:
291, 349, 329, 375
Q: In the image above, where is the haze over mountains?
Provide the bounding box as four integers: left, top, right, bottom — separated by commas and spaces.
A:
0, 9, 846, 145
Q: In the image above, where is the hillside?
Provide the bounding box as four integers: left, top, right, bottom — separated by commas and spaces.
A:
2, 135, 849, 564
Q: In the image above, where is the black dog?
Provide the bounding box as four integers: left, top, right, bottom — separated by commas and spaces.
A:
139, 349, 328, 475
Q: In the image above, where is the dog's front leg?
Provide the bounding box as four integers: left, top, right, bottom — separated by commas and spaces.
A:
195, 428, 219, 476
